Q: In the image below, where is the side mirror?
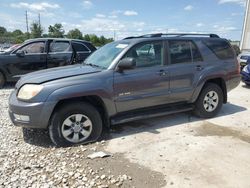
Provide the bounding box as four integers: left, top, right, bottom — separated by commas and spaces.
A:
117, 57, 136, 71
16, 50, 25, 57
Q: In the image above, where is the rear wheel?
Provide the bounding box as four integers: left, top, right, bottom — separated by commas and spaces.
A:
49, 102, 103, 147
0, 72, 5, 88
194, 83, 223, 118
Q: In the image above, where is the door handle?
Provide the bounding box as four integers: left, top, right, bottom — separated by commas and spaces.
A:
157, 70, 168, 76
196, 65, 204, 71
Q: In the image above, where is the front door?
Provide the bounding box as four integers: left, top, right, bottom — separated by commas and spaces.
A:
114, 41, 170, 113
8, 41, 47, 78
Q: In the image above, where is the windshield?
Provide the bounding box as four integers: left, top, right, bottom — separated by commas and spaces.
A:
84, 41, 129, 69
4, 44, 21, 53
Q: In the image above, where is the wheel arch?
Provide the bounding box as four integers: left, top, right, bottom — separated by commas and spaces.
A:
0, 68, 7, 87
192, 77, 227, 104
49, 95, 110, 129
0, 68, 6, 80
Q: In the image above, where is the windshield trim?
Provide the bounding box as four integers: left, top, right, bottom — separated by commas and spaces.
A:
83, 41, 132, 70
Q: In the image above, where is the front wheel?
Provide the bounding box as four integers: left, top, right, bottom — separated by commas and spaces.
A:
49, 102, 103, 147
193, 83, 223, 118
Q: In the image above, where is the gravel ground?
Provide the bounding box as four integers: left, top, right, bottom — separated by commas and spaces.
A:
0, 85, 165, 188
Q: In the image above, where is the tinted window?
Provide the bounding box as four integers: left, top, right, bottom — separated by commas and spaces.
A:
191, 42, 203, 62
169, 41, 192, 64
125, 42, 163, 67
169, 40, 203, 64
19, 42, 45, 54
72, 42, 89, 52
50, 41, 71, 52
203, 40, 234, 60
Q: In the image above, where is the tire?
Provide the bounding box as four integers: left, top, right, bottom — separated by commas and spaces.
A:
193, 83, 223, 118
0, 72, 5, 88
49, 102, 103, 147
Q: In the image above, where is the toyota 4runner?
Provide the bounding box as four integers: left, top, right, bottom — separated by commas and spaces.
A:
9, 33, 241, 146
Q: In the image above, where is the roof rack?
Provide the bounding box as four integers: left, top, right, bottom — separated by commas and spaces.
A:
123, 33, 220, 40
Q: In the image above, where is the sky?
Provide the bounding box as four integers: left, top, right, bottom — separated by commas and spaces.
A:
0, 0, 247, 40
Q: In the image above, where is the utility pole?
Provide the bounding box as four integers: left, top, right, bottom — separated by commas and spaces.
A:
25, 10, 29, 33
38, 13, 41, 27
113, 29, 116, 41
240, 0, 250, 51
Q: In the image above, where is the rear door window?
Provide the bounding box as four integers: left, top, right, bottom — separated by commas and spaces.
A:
203, 40, 234, 60
49, 41, 71, 53
169, 40, 203, 64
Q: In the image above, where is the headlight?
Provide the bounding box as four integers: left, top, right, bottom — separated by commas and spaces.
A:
17, 84, 43, 100
243, 65, 249, 74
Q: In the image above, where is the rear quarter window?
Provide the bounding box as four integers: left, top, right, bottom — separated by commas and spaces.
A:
203, 39, 235, 60
72, 42, 90, 52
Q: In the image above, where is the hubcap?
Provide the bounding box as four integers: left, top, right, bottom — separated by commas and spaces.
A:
61, 114, 93, 143
203, 91, 219, 112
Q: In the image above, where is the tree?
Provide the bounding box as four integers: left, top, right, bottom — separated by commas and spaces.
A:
82, 34, 113, 47
67, 29, 83, 39
89, 34, 100, 46
83, 34, 91, 42
48, 23, 64, 38
0, 26, 7, 36
30, 22, 43, 38
12, 30, 23, 37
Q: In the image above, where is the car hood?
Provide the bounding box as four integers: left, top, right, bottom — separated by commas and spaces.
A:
0, 51, 10, 55
16, 64, 102, 87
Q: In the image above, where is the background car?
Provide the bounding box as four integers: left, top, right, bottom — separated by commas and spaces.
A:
2, 44, 21, 53
0, 38, 96, 88
238, 50, 250, 69
241, 63, 250, 86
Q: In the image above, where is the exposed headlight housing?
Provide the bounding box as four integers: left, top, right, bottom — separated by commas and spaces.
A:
243, 65, 249, 74
17, 84, 43, 100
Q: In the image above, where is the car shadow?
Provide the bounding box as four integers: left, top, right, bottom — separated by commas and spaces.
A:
2, 83, 15, 89
105, 102, 247, 140
23, 102, 247, 148
22, 128, 54, 148
242, 84, 250, 89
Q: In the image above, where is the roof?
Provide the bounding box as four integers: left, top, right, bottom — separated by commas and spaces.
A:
24, 38, 91, 44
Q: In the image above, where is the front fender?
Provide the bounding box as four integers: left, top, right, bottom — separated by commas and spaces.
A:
46, 84, 116, 116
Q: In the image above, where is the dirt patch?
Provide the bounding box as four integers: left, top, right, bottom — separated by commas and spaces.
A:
86, 152, 166, 188
194, 122, 250, 144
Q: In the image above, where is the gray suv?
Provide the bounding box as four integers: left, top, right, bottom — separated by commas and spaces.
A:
9, 33, 241, 146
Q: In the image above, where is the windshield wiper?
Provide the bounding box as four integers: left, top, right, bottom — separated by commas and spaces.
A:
84, 63, 105, 69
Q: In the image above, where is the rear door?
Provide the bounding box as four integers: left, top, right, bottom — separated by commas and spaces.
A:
47, 40, 73, 68
8, 41, 47, 78
71, 41, 92, 63
167, 40, 204, 102
113, 41, 170, 112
